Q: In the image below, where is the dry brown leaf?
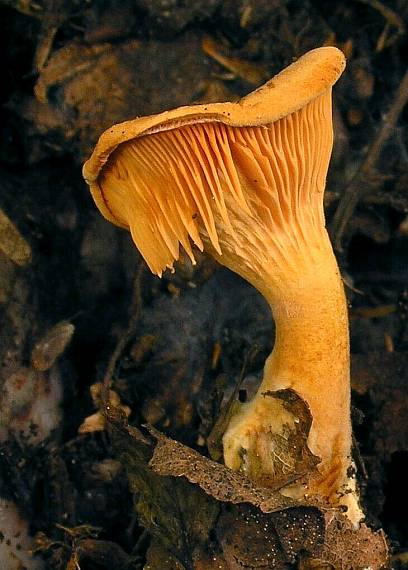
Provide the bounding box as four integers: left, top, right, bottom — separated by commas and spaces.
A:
112, 417, 389, 569
150, 388, 319, 501
300, 510, 389, 569
34, 43, 112, 104
0, 208, 31, 266
31, 320, 74, 372
148, 424, 308, 513
217, 504, 324, 569
78, 383, 131, 434
24, 34, 222, 160
202, 35, 269, 85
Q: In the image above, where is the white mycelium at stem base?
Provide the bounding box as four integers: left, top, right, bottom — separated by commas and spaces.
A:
83, 47, 362, 524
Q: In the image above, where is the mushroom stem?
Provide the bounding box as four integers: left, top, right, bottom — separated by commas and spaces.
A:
222, 230, 362, 523
83, 46, 361, 522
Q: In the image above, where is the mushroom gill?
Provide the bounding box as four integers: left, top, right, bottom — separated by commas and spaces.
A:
98, 89, 332, 284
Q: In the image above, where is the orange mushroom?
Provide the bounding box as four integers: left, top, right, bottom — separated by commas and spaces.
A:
83, 47, 363, 524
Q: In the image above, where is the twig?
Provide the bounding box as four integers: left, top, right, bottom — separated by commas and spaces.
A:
355, 0, 405, 36
102, 261, 145, 397
33, 0, 69, 72
352, 433, 368, 480
330, 66, 408, 251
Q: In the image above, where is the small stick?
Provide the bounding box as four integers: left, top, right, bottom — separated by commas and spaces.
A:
330, 66, 408, 251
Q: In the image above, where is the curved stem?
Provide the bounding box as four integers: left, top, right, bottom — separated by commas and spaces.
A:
222, 231, 363, 523
260, 235, 351, 495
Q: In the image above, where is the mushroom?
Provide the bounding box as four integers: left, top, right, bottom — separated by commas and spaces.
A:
83, 47, 363, 524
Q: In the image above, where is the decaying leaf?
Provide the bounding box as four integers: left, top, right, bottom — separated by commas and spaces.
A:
39, 525, 128, 570
110, 420, 220, 569
202, 35, 269, 85
78, 383, 131, 435
0, 0, 43, 17
247, 389, 321, 487
112, 418, 324, 569
31, 320, 74, 371
148, 424, 303, 513
75, 538, 139, 569
109, 412, 389, 569
0, 207, 31, 266
20, 34, 223, 161
144, 539, 186, 570
0, 367, 37, 426
34, 42, 113, 104
300, 510, 389, 569
217, 504, 324, 569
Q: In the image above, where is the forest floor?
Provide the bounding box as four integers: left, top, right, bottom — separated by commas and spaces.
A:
0, 1, 408, 568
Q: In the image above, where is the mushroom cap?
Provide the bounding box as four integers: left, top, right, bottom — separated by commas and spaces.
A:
83, 46, 345, 219
83, 46, 345, 277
